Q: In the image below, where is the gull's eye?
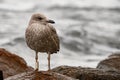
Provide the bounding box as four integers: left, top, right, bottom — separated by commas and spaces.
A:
38, 17, 42, 20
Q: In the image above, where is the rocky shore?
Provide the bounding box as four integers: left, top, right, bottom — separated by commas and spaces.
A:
0, 48, 120, 80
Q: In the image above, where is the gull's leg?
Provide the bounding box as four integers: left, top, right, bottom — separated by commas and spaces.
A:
35, 51, 39, 71
47, 52, 51, 71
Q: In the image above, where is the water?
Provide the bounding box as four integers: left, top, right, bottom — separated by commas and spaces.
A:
0, 0, 120, 70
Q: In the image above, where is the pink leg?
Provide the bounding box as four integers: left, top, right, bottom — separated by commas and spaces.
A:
35, 51, 39, 71
47, 52, 51, 71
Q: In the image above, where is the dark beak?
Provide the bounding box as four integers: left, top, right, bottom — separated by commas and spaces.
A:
47, 20, 55, 24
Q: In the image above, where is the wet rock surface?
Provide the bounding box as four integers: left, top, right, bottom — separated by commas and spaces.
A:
0, 48, 120, 80
52, 53, 120, 80
5, 71, 77, 80
52, 66, 120, 80
97, 53, 120, 72
0, 48, 77, 80
0, 48, 33, 78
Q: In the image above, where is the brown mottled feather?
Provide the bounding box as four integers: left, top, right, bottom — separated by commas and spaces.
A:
25, 17, 59, 54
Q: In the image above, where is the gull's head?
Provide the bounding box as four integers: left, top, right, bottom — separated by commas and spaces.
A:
29, 13, 55, 25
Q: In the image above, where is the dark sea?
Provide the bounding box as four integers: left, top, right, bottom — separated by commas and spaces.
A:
0, 0, 120, 70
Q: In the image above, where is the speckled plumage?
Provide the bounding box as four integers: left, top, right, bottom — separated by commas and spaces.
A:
25, 13, 60, 71
26, 20, 59, 53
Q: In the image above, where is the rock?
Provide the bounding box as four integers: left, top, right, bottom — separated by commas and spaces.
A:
0, 70, 3, 80
1, 48, 120, 80
5, 71, 77, 80
0, 48, 77, 80
108, 53, 120, 58
52, 65, 120, 80
0, 48, 33, 78
97, 53, 120, 72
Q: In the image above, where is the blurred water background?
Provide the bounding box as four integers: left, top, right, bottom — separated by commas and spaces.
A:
0, 0, 120, 70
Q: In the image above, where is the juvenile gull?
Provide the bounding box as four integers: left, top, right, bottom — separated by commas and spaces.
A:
25, 13, 60, 71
